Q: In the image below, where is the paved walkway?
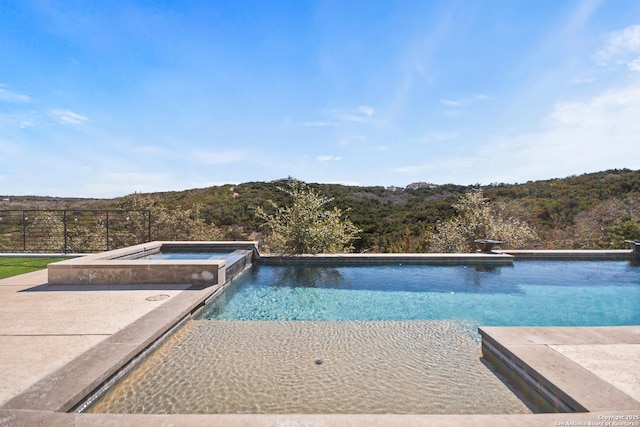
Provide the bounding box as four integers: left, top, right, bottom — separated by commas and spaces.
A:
0, 269, 638, 426
0, 270, 194, 406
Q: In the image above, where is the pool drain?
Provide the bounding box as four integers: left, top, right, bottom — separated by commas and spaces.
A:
314, 359, 324, 365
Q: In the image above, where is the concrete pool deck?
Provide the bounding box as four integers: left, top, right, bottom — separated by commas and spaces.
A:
0, 269, 639, 426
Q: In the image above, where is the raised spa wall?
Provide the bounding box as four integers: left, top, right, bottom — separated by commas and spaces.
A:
47, 241, 258, 287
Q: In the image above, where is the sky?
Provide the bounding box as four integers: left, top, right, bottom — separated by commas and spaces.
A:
1, 0, 640, 198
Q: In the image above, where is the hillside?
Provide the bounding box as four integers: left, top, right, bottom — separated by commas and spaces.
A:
2, 169, 639, 252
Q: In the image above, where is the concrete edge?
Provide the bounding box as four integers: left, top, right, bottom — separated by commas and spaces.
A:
498, 249, 635, 260
0, 283, 222, 413
479, 327, 640, 412
2, 409, 640, 427
260, 252, 515, 264
480, 329, 587, 412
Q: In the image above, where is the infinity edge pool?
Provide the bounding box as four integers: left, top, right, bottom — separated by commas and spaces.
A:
3, 247, 638, 426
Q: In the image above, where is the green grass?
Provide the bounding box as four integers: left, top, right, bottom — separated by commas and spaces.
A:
0, 257, 67, 279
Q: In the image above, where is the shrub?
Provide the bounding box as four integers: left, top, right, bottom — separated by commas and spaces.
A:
255, 182, 361, 254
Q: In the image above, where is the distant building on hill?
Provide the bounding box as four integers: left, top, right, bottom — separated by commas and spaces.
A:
272, 176, 299, 184
406, 182, 439, 190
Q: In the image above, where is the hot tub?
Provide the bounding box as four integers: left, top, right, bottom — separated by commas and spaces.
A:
47, 241, 258, 286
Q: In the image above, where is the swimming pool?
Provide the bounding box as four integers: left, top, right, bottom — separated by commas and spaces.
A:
84, 259, 639, 415
201, 260, 640, 326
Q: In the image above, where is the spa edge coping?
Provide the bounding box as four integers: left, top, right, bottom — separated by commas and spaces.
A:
46, 241, 259, 264
45, 241, 259, 286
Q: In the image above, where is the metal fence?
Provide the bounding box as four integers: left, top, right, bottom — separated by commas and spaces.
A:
0, 210, 151, 254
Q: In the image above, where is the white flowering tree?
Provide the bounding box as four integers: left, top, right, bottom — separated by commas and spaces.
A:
430, 188, 537, 252
256, 182, 361, 254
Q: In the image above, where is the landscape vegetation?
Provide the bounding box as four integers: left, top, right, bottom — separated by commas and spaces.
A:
1, 169, 639, 255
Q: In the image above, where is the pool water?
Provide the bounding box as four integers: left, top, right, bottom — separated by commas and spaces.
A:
87, 319, 534, 414
85, 260, 639, 415
199, 261, 640, 326
138, 251, 244, 263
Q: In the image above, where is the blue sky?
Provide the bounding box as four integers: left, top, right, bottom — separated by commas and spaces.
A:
1, 0, 640, 198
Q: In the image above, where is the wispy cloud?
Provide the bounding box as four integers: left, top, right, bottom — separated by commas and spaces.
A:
595, 24, 640, 70
2, 108, 89, 129
485, 80, 640, 182
50, 109, 88, 125
0, 88, 89, 128
440, 99, 462, 107
0, 86, 31, 103
0, 112, 38, 128
564, 0, 603, 35
317, 155, 342, 162
300, 105, 377, 129
391, 81, 640, 185
628, 58, 640, 72
323, 105, 375, 123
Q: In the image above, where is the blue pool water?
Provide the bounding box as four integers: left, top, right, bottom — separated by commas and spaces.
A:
198, 260, 640, 326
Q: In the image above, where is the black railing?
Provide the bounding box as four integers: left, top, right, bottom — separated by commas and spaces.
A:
0, 210, 151, 254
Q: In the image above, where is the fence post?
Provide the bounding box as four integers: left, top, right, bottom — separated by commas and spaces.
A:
22, 210, 26, 252
63, 210, 68, 254
106, 211, 110, 251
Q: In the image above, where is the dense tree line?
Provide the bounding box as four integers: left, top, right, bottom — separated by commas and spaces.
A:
3, 169, 639, 252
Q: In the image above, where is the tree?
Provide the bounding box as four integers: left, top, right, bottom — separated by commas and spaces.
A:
24, 211, 65, 252
430, 188, 537, 252
574, 196, 640, 248
116, 193, 221, 244
255, 182, 361, 254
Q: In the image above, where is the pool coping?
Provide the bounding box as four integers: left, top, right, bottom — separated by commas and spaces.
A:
1, 249, 639, 426
479, 326, 640, 412
259, 252, 516, 264
498, 249, 635, 260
